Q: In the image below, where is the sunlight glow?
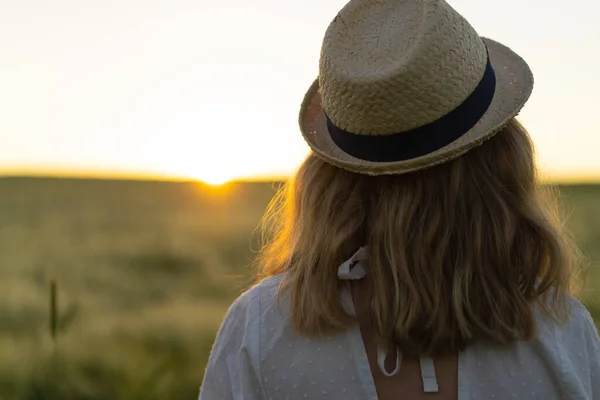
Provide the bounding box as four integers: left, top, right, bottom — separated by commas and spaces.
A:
200, 173, 234, 186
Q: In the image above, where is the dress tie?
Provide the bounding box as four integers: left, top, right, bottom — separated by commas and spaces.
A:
337, 247, 439, 393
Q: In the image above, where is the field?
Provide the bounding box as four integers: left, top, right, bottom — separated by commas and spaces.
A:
0, 177, 598, 400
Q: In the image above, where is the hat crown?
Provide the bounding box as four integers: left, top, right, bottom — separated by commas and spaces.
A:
319, 0, 488, 135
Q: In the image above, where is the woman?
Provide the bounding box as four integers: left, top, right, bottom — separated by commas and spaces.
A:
200, 0, 600, 399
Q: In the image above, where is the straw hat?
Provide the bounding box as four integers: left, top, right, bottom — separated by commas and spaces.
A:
299, 0, 534, 175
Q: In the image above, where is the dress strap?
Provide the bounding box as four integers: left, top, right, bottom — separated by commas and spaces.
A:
419, 356, 439, 393
337, 246, 368, 280
338, 247, 368, 315
376, 345, 402, 377
338, 247, 440, 393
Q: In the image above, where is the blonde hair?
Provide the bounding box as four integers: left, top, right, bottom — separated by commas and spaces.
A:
256, 119, 581, 356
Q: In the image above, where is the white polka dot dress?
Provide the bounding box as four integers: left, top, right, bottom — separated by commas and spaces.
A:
200, 267, 600, 399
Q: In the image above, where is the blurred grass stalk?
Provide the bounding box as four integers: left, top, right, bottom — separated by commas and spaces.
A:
50, 278, 58, 341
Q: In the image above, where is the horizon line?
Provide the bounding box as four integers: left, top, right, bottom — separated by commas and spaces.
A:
1, 169, 600, 185
0, 169, 289, 183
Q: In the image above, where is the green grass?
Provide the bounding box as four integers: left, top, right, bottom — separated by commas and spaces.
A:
0, 177, 598, 399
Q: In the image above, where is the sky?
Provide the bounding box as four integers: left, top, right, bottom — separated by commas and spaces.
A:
1, 0, 599, 184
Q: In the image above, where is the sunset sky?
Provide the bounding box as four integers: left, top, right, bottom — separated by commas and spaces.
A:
1, 0, 599, 184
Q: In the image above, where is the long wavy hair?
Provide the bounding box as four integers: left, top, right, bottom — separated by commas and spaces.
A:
255, 119, 582, 356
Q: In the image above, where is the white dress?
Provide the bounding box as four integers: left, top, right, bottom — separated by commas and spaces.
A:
200, 266, 600, 399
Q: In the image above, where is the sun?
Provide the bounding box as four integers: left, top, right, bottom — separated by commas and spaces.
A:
157, 151, 240, 186
197, 169, 236, 186
202, 175, 232, 186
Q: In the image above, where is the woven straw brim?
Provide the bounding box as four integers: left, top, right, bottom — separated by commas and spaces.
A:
299, 38, 534, 175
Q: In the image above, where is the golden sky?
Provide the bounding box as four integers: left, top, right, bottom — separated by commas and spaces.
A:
1, 0, 599, 184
